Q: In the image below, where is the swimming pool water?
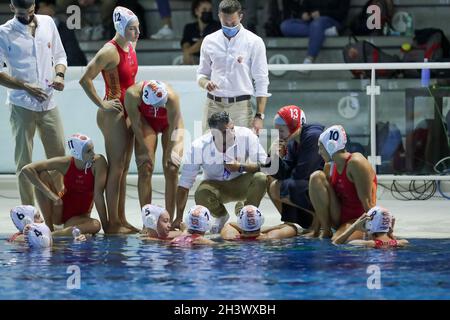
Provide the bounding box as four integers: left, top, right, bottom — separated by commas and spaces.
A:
1, 235, 449, 300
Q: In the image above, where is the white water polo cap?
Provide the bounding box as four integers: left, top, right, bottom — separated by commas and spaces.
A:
10, 205, 37, 232
141, 204, 166, 231
319, 125, 348, 157
26, 223, 52, 249
184, 205, 212, 233
238, 205, 264, 232
365, 206, 395, 234
142, 80, 168, 107
67, 133, 93, 161
113, 6, 138, 38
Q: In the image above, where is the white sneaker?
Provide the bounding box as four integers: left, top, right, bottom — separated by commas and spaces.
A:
210, 213, 230, 234
299, 57, 313, 74
150, 25, 175, 40
324, 26, 338, 36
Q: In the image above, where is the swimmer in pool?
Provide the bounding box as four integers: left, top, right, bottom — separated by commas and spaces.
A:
8, 205, 44, 242
8, 205, 87, 243
141, 204, 182, 240
333, 206, 409, 248
171, 205, 215, 245
221, 205, 301, 240
23, 222, 53, 249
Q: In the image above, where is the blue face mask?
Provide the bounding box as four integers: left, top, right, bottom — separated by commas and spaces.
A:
222, 24, 240, 38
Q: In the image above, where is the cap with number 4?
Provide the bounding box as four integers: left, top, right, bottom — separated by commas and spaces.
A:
26, 223, 52, 249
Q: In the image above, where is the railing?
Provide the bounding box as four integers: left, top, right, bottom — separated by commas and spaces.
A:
269, 62, 450, 180
0, 63, 449, 179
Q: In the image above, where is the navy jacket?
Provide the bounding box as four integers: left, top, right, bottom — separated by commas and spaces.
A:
272, 123, 325, 201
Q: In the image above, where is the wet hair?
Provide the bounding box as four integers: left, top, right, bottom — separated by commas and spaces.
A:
191, 0, 211, 17
218, 0, 241, 15
208, 111, 230, 129
11, 0, 35, 9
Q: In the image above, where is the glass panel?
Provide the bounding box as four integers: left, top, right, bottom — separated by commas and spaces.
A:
376, 79, 450, 174
267, 69, 371, 156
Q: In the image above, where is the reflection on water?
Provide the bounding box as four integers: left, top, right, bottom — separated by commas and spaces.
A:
0, 236, 450, 300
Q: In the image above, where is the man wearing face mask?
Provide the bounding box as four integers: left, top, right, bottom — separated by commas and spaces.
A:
197, 0, 270, 136
181, 0, 221, 65
37, 0, 87, 66
174, 111, 268, 233
0, 0, 67, 206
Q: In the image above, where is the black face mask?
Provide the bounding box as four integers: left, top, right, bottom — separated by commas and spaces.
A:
200, 11, 213, 24
17, 14, 34, 25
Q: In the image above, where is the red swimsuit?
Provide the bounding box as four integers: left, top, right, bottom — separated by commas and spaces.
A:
374, 239, 399, 248
330, 154, 377, 225
138, 81, 170, 133
61, 158, 95, 223
171, 233, 201, 246
235, 234, 259, 241
101, 39, 138, 117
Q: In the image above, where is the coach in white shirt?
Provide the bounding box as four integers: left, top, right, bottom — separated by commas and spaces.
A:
0, 0, 67, 205
197, 0, 270, 135
174, 111, 268, 232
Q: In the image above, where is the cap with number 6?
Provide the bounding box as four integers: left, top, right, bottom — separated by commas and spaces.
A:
10, 205, 38, 232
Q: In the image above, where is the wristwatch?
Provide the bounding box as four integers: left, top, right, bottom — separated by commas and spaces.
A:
255, 112, 265, 120
238, 164, 245, 173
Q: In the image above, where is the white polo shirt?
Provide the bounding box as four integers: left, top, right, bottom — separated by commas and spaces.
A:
0, 14, 67, 111
179, 126, 268, 189
197, 25, 271, 98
